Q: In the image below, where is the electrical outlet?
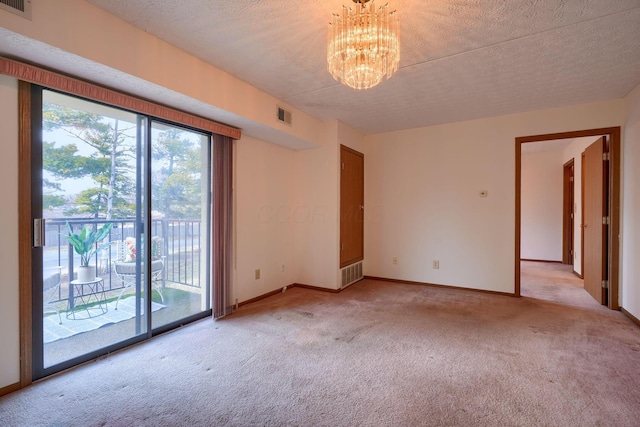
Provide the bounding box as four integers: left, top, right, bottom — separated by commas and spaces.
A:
281, 264, 285, 272
255, 269, 260, 280
433, 260, 440, 269
392, 257, 398, 265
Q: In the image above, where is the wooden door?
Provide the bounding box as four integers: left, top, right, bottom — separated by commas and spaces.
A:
340, 145, 364, 268
562, 159, 574, 265
582, 137, 607, 305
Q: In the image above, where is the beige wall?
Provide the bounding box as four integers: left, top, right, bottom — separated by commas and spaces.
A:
0, 75, 19, 388
622, 83, 640, 319
292, 122, 340, 289
521, 150, 563, 261
234, 136, 297, 303
364, 99, 625, 293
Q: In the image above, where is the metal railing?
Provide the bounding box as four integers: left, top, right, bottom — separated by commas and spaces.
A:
44, 218, 203, 304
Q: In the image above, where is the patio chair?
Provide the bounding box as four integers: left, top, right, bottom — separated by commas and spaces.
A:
43, 266, 63, 324
113, 236, 165, 309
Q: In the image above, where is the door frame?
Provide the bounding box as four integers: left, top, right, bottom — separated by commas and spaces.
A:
581, 152, 586, 280
18, 81, 216, 387
515, 127, 621, 310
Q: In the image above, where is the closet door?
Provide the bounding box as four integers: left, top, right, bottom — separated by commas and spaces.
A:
340, 145, 364, 268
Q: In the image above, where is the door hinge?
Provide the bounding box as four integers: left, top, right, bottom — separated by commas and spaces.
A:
602, 280, 609, 289
603, 152, 610, 161
341, 162, 345, 170
341, 242, 344, 251
33, 218, 45, 247
602, 216, 610, 225
569, 176, 574, 182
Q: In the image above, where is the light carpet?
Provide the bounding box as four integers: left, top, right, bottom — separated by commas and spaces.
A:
2, 262, 640, 426
44, 297, 165, 343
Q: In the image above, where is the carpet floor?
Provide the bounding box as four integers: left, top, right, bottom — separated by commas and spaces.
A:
1, 262, 639, 426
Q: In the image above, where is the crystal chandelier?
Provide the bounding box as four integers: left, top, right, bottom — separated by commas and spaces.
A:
327, 0, 400, 90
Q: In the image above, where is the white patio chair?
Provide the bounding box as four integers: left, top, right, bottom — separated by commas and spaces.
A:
113, 237, 165, 309
43, 266, 63, 324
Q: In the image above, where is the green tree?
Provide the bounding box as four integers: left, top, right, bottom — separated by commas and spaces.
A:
43, 104, 136, 219
152, 129, 202, 219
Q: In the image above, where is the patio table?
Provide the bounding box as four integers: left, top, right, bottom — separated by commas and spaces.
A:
66, 277, 108, 320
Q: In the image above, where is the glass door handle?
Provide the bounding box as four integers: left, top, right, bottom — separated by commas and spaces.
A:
34, 218, 46, 247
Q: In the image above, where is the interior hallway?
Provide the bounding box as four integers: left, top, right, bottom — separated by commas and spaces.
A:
520, 260, 601, 310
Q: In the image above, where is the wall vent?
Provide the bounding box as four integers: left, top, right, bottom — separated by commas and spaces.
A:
341, 261, 363, 288
277, 106, 292, 126
0, 0, 32, 20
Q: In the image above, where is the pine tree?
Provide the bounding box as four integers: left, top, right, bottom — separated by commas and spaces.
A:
43, 103, 136, 219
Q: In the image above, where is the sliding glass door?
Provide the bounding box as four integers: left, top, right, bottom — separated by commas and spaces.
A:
150, 122, 211, 330
33, 88, 211, 378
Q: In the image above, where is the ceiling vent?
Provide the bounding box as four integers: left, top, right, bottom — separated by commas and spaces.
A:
0, 0, 31, 20
277, 106, 292, 126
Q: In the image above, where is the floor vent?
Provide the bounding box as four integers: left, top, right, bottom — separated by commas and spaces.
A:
277, 106, 292, 125
341, 261, 363, 288
0, 0, 31, 19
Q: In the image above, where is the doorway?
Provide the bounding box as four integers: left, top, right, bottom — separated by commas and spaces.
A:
515, 128, 621, 310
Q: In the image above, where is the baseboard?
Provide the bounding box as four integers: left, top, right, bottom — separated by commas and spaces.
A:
621, 308, 640, 328
237, 283, 343, 308
572, 270, 583, 279
292, 283, 342, 294
0, 381, 21, 397
237, 288, 284, 308
237, 275, 512, 309
520, 259, 563, 264
364, 276, 516, 298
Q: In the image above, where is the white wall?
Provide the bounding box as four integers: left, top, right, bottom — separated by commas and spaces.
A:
364, 99, 626, 294
521, 150, 563, 261
292, 122, 340, 289
622, 83, 640, 319
337, 121, 365, 153
561, 136, 600, 275
234, 136, 296, 303
0, 75, 19, 389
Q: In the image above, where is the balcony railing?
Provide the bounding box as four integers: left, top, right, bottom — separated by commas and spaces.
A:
44, 218, 203, 304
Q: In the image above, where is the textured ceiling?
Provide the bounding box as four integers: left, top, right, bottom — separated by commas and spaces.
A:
55, 1, 640, 134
